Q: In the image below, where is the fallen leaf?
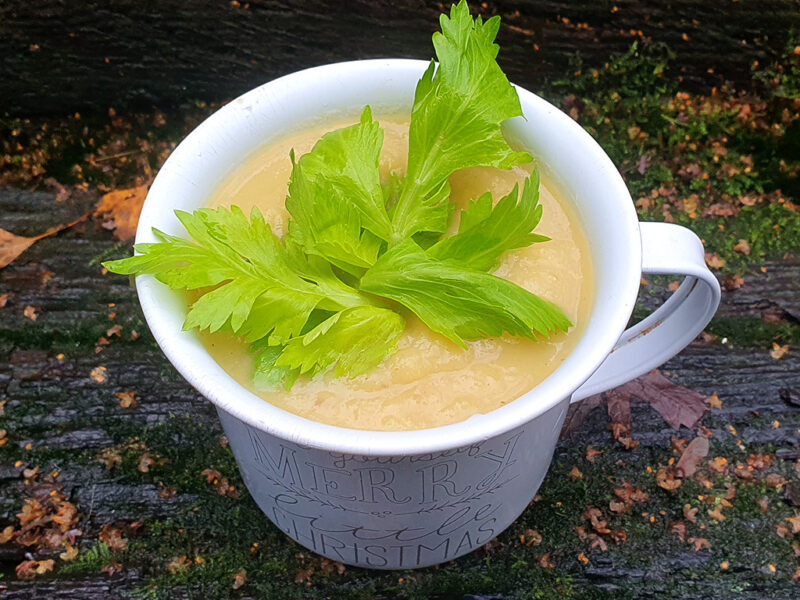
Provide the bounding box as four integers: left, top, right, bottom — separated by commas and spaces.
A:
15, 559, 54, 580
705, 253, 726, 269
706, 393, 722, 409
23, 305, 38, 321
101, 560, 122, 576
708, 504, 726, 522
588, 533, 608, 551
99, 524, 128, 552
295, 566, 314, 584
201, 469, 222, 484
766, 474, 787, 489
116, 391, 136, 408
757, 496, 770, 513
609, 530, 626, 544
656, 467, 682, 490
584, 507, 610, 534
776, 522, 791, 538
98, 448, 122, 469
167, 555, 190, 572
733, 239, 751, 255
671, 437, 688, 454
0, 292, 11, 307
609, 500, 630, 513
93, 185, 148, 241
675, 436, 709, 477
90, 366, 107, 383
607, 370, 707, 430
138, 453, 155, 473
52, 502, 78, 531
668, 280, 680, 292
684, 503, 698, 523
17, 498, 47, 527
568, 466, 583, 481
785, 482, 800, 507
689, 537, 711, 552
106, 324, 122, 337
1, 212, 89, 269
0, 525, 14, 543
722, 274, 744, 291
709, 456, 728, 474
520, 529, 542, 546
746, 453, 772, 470
158, 484, 177, 499
786, 514, 800, 534
233, 568, 247, 590
614, 480, 648, 503
669, 521, 687, 542
585, 445, 601, 463
537, 552, 554, 568
605, 392, 639, 448
561, 394, 603, 439
770, 343, 789, 360
60, 542, 79, 561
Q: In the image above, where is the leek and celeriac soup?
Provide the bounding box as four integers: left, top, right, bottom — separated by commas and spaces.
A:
200, 118, 593, 431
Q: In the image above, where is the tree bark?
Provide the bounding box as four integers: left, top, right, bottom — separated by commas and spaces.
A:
2, 0, 799, 118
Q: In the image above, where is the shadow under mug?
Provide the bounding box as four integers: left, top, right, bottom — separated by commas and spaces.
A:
133, 59, 721, 569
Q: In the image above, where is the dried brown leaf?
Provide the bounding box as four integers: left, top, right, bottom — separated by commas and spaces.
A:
99, 523, 127, 552
705, 252, 726, 269
607, 370, 706, 430
93, 185, 148, 241
708, 456, 728, 474
116, 391, 136, 409
766, 474, 787, 489
669, 521, 687, 542
708, 505, 726, 522
1, 212, 88, 269
167, 555, 190, 572
201, 469, 221, 483
689, 537, 711, 552
675, 436, 709, 478
233, 568, 247, 590
137, 453, 155, 473
770, 343, 789, 360
786, 514, 800, 534
15, 558, 54, 580
656, 467, 682, 491
60, 542, 79, 562
733, 239, 751, 255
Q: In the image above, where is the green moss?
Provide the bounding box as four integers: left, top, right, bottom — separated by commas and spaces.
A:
545, 38, 800, 274
705, 316, 800, 347
60, 542, 114, 576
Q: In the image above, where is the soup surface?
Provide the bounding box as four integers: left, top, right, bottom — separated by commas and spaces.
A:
200, 117, 593, 431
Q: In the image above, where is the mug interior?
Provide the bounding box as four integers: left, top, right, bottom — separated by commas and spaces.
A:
134, 59, 641, 456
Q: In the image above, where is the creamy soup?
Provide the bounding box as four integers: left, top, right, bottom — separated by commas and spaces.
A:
200, 117, 593, 431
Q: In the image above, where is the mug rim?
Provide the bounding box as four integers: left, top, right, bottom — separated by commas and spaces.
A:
134, 58, 641, 456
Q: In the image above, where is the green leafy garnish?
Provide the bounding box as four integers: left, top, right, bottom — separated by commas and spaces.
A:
104, 1, 571, 390
388, 1, 532, 243
360, 239, 570, 348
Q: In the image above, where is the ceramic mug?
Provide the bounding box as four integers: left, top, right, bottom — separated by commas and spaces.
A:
133, 60, 721, 569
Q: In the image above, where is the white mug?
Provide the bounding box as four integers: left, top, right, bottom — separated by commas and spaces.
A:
133, 60, 720, 569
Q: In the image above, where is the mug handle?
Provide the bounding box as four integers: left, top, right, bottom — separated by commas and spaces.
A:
571, 222, 721, 403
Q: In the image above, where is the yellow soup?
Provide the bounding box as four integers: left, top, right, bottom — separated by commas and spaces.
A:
201, 118, 593, 431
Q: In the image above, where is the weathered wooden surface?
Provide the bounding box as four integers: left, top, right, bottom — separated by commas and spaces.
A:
1, 185, 799, 598
2, 0, 799, 117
